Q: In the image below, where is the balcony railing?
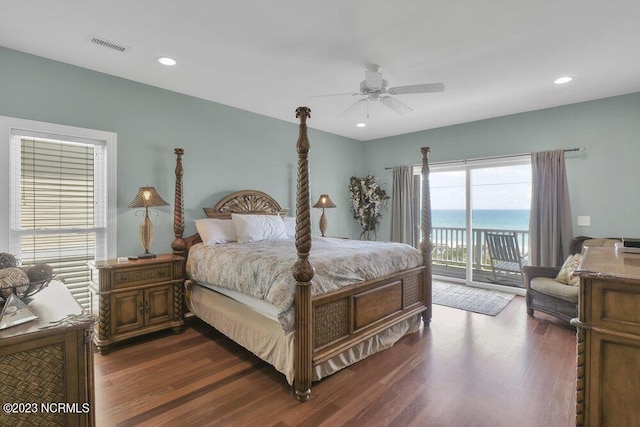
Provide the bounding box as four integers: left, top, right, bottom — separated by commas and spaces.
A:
431, 226, 529, 287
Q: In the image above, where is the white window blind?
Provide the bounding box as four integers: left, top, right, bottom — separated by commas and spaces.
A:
9, 134, 108, 309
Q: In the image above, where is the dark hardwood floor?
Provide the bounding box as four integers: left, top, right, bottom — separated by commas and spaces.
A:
94, 296, 577, 426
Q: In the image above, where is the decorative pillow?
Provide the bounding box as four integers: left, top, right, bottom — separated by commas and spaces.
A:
283, 216, 296, 239
231, 213, 288, 243
194, 218, 237, 245
555, 253, 583, 286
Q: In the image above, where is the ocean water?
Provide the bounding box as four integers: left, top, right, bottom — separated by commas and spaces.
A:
432, 209, 529, 231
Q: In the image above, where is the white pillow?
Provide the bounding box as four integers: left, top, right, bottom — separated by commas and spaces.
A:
231, 213, 288, 243
194, 218, 237, 245
283, 216, 296, 239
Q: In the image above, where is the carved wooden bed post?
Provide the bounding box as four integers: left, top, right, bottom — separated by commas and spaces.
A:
172, 148, 186, 256
293, 106, 313, 402
420, 147, 433, 325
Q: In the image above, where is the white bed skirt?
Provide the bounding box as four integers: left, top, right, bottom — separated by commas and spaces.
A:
187, 282, 422, 385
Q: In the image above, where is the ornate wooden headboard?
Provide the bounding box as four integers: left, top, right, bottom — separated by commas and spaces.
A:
175, 188, 289, 256
203, 190, 289, 219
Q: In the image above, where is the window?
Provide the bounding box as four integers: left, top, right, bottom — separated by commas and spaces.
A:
0, 117, 116, 309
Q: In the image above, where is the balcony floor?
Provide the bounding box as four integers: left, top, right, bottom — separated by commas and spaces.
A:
434, 264, 525, 289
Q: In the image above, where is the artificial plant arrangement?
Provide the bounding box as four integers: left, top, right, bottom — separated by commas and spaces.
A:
349, 176, 389, 240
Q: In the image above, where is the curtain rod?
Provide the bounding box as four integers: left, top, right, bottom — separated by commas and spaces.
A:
384, 147, 585, 170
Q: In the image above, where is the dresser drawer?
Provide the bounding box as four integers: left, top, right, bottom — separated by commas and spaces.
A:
587, 278, 640, 335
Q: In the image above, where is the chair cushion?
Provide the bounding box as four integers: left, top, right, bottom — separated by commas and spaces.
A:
530, 277, 579, 303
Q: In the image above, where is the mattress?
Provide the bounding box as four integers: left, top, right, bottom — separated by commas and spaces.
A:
197, 282, 279, 321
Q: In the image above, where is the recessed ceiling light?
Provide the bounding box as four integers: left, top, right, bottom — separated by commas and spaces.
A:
356, 123, 366, 128
158, 57, 177, 66
554, 76, 572, 84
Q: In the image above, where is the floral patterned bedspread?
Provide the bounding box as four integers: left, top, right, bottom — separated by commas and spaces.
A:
186, 237, 423, 333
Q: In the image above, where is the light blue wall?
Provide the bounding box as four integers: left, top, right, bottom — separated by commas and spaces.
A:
0, 47, 364, 256
2, 46, 639, 252
364, 92, 640, 241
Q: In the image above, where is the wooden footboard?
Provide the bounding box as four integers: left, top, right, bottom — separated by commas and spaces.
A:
312, 266, 427, 365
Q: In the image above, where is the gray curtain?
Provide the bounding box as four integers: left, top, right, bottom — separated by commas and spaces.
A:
391, 166, 418, 246
529, 150, 573, 267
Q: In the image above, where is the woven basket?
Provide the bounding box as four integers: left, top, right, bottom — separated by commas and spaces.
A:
0, 278, 52, 307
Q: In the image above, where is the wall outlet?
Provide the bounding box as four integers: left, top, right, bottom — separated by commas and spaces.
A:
577, 216, 591, 226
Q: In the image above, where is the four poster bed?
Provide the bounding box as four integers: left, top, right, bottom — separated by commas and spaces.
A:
171, 107, 433, 401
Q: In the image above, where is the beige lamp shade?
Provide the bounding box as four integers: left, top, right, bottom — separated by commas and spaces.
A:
128, 187, 169, 258
128, 187, 170, 208
312, 194, 336, 237
312, 194, 336, 209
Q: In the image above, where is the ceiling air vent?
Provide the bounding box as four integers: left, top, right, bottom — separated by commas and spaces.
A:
89, 35, 129, 52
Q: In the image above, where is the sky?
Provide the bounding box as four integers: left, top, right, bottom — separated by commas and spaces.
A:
430, 164, 531, 210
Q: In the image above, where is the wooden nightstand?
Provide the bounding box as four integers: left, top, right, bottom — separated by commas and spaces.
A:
88, 254, 185, 354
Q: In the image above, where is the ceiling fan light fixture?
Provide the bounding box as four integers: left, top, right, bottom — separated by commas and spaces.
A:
554, 76, 572, 84
158, 56, 177, 66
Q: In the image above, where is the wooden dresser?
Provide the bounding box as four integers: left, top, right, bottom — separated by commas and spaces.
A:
0, 281, 97, 426
88, 254, 185, 353
573, 247, 640, 427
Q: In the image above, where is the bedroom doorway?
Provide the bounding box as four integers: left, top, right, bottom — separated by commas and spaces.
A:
423, 156, 531, 289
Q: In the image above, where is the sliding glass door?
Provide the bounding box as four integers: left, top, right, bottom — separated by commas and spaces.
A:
429, 157, 531, 288
469, 162, 531, 286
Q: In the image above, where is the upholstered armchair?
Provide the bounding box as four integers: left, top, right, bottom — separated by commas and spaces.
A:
522, 236, 621, 324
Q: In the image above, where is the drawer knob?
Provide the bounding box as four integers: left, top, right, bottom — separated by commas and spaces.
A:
570, 318, 591, 330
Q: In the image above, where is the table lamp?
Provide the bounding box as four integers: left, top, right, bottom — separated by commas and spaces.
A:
128, 187, 169, 258
312, 194, 336, 237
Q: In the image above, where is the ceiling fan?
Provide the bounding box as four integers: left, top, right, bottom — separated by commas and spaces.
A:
317, 64, 445, 117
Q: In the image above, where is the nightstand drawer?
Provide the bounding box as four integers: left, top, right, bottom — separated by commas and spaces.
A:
89, 254, 185, 292
111, 263, 174, 288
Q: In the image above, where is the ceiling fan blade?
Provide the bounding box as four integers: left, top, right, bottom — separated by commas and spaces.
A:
339, 98, 368, 117
312, 92, 362, 98
365, 70, 383, 90
380, 96, 413, 115
388, 83, 445, 95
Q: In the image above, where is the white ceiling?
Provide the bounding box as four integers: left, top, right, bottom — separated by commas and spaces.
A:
1, 1, 639, 141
